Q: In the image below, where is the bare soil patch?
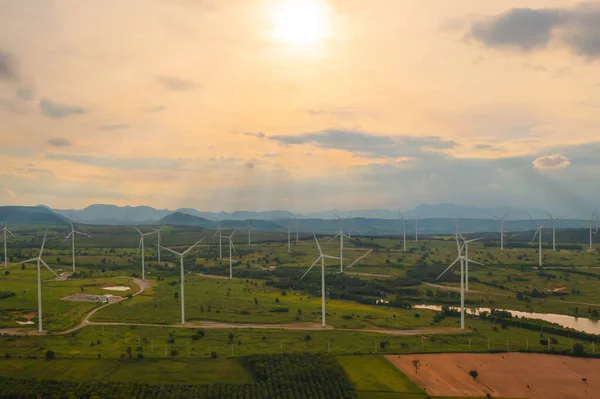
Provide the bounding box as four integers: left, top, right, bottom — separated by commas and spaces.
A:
386, 353, 600, 399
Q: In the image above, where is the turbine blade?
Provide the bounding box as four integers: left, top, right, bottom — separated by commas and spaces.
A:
545, 211, 553, 220
137, 238, 142, 253
528, 214, 535, 222
62, 233, 72, 243
157, 245, 182, 256
531, 229, 539, 243
326, 234, 341, 243
467, 237, 484, 243
466, 258, 485, 266
40, 259, 58, 277
331, 211, 341, 220
6, 229, 18, 240
230, 230, 237, 238
455, 234, 461, 254
182, 237, 206, 255
347, 212, 353, 219
17, 258, 38, 265
313, 233, 323, 255
301, 256, 321, 280
134, 226, 142, 234
437, 257, 459, 280
39, 231, 48, 257
231, 240, 237, 254
503, 212, 511, 220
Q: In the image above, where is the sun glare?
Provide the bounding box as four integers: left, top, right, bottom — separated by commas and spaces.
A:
269, 0, 330, 46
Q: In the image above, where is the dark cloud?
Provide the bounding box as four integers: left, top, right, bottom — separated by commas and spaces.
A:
468, 3, 600, 58
47, 137, 71, 147
244, 132, 265, 138
244, 160, 255, 169
143, 105, 166, 113
475, 143, 502, 151
15, 87, 33, 101
39, 97, 87, 118
99, 124, 130, 131
156, 76, 199, 91
0, 50, 19, 81
267, 129, 456, 159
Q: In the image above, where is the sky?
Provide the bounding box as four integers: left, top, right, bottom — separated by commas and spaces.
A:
1, 0, 600, 216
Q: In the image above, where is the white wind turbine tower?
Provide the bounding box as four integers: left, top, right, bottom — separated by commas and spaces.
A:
327, 212, 352, 273
436, 232, 480, 330
1, 222, 18, 269
415, 216, 421, 242
219, 230, 237, 279
158, 238, 204, 324
301, 233, 343, 327
295, 216, 299, 243
63, 223, 88, 273
529, 215, 544, 267
15, 231, 58, 332
153, 227, 164, 262
135, 227, 156, 280
247, 220, 252, 246
287, 220, 292, 253
491, 212, 510, 251
545, 211, 563, 251
589, 211, 597, 250
399, 212, 407, 251
458, 233, 485, 292
214, 223, 223, 259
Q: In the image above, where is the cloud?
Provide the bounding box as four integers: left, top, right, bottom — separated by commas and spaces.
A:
0, 50, 19, 81
45, 153, 185, 170
4, 188, 15, 197
156, 75, 199, 91
244, 160, 255, 169
244, 132, 265, 138
267, 129, 456, 159
99, 124, 130, 131
15, 87, 33, 101
468, 3, 600, 58
263, 153, 280, 158
475, 143, 502, 151
533, 154, 571, 169
47, 137, 72, 147
39, 97, 87, 118
142, 105, 166, 113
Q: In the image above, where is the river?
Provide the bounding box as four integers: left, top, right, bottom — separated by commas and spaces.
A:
414, 305, 600, 335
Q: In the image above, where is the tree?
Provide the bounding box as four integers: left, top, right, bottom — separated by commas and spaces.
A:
573, 343, 585, 356
174, 292, 179, 299
469, 370, 479, 379
412, 360, 421, 374
45, 350, 55, 360
304, 335, 312, 341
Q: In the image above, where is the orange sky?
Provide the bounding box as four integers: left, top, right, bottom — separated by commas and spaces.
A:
1, 0, 599, 214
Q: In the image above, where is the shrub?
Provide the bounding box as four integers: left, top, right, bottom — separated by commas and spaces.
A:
45, 350, 55, 360
469, 370, 478, 379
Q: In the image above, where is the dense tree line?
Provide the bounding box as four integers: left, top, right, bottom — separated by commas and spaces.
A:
0, 354, 357, 399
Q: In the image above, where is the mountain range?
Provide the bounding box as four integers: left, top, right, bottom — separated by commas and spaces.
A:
0, 203, 595, 236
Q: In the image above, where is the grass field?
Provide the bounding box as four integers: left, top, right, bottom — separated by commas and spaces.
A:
338, 355, 424, 395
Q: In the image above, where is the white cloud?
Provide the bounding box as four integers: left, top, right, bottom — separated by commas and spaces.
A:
533, 154, 571, 170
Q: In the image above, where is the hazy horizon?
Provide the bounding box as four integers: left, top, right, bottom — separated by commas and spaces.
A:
2, 1, 600, 216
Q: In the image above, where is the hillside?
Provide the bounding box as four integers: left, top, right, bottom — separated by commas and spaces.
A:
0, 206, 69, 225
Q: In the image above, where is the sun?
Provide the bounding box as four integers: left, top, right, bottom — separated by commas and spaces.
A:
269, 0, 330, 46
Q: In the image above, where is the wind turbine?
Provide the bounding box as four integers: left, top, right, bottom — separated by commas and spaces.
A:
415, 216, 421, 242
529, 215, 543, 267
589, 211, 597, 250
458, 234, 485, 292
1, 222, 18, 269
214, 223, 223, 259
247, 220, 252, 246
135, 227, 156, 280
287, 220, 292, 253
14, 231, 58, 332
327, 212, 352, 273
295, 216, 299, 243
219, 230, 237, 279
545, 211, 562, 251
399, 212, 407, 251
436, 233, 479, 330
63, 223, 88, 273
153, 227, 164, 262
491, 212, 510, 250
301, 233, 343, 327
158, 238, 205, 324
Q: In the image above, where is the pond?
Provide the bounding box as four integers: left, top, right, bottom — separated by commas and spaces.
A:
414, 304, 600, 335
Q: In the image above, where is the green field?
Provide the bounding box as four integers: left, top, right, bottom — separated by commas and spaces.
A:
0, 358, 250, 385
338, 355, 424, 395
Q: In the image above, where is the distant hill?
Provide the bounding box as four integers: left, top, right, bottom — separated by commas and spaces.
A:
158, 212, 284, 231
53, 204, 170, 224
0, 206, 69, 225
